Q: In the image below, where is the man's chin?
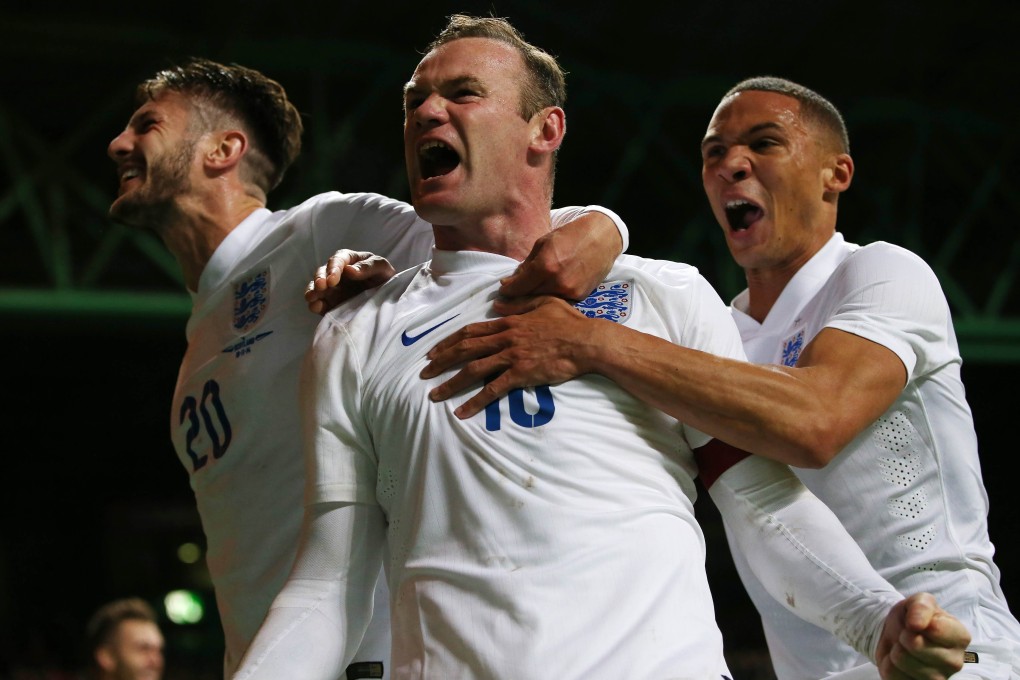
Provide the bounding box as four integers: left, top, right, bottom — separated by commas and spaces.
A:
109, 196, 162, 229
410, 195, 457, 224
108, 200, 143, 227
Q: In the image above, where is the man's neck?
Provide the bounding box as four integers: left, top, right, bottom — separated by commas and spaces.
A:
743, 267, 796, 323
430, 202, 552, 262
157, 193, 265, 292
742, 230, 836, 323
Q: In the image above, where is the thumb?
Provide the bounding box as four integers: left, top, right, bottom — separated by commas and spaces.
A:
495, 265, 534, 297
493, 295, 555, 317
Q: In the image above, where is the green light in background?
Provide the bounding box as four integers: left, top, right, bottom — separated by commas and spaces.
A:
165, 589, 204, 624
177, 542, 202, 564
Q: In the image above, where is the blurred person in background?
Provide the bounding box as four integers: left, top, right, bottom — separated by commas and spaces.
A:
84, 598, 164, 680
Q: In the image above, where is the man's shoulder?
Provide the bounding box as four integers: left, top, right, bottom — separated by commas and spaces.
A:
281, 190, 414, 216
613, 253, 701, 279
843, 240, 936, 280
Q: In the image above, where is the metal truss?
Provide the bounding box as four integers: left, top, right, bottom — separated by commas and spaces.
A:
1, 39, 1016, 362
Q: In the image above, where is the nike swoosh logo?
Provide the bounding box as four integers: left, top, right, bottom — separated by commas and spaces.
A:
401, 314, 460, 346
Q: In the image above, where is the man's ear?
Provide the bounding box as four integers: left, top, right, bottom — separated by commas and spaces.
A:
95, 645, 116, 672
205, 130, 247, 172
823, 152, 854, 194
529, 106, 565, 156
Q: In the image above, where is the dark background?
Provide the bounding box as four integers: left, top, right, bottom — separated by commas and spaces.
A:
1, 1, 1017, 678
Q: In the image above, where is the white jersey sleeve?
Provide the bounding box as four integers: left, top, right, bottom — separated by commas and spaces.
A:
305, 192, 434, 272
550, 205, 629, 253
231, 502, 386, 680
821, 242, 955, 381
708, 455, 902, 663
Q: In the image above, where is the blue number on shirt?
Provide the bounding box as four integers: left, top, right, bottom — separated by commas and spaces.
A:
484, 384, 555, 431
179, 379, 233, 470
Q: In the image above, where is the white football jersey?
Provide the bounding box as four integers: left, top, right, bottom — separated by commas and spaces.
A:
309, 249, 744, 679
729, 232, 1020, 680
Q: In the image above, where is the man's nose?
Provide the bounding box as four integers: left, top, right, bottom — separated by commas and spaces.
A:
412, 93, 448, 127
720, 147, 751, 182
107, 129, 132, 161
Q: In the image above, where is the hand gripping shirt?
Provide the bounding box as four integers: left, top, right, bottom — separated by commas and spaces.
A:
307, 250, 742, 679
729, 232, 1020, 680
171, 191, 620, 676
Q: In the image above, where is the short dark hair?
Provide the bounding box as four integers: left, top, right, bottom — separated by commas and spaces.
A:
85, 597, 158, 656
427, 14, 567, 119
138, 57, 303, 192
724, 76, 850, 154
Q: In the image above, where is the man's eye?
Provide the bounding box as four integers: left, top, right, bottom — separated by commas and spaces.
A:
750, 138, 777, 151
703, 146, 724, 159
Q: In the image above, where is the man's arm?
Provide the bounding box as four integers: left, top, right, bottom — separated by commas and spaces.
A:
498, 205, 626, 299
305, 207, 626, 315
235, 297, 387, 678
421, 295, 904, 468
703, 447, 968, 679
232, 501, 385, 679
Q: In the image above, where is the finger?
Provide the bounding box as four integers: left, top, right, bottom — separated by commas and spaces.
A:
902, 593, 937, 633
498, 252, 545, 298
346, 257, 396, 283
451, 372, 520, 419
306, 265, 329, 294
423, 335, 510, 380
427, 356, 508, 402
326, 248, 359, 270
498, 269, 533, 298
325, 249, 363, 287
453, 391, 500, 419
325, 263, 345, 288
426, 320, 509, 359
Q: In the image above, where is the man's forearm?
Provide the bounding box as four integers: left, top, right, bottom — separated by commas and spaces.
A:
707, 455, 901, 661
586, 319, 835, 467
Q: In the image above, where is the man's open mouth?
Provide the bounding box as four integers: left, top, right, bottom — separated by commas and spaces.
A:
419, 140, 460, 179
725, 199, 763, 231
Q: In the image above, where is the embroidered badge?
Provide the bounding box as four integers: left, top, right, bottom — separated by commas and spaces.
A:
573, 281, 631, 323
781, 329, 805, 367
233, 269, 270, 334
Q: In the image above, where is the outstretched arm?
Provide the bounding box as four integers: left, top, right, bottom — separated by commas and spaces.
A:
703, 448, 968, 679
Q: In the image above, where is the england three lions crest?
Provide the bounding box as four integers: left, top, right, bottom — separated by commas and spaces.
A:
574, 281, 631, 323
781, 329, 805, 367
233, 269, 270, 333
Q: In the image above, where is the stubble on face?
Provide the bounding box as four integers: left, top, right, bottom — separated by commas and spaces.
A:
109, 137, 196, 230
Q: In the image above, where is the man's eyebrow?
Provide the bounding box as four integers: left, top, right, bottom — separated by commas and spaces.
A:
403, 75, 485, 97
701, 121, 784, 149
700, 133, 721, 150
128, 107, 157, 127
